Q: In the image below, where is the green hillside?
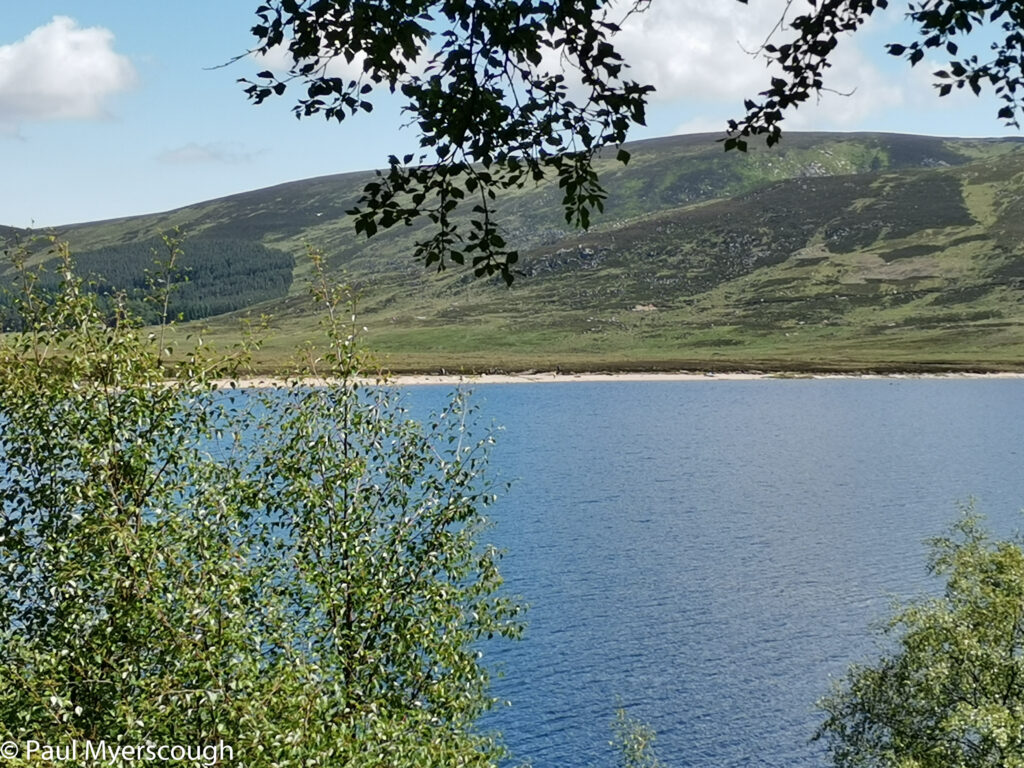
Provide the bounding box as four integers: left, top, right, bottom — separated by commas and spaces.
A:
8, 131, 1024, 373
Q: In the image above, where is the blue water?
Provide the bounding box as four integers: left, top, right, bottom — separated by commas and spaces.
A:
406, 379, 1024, 767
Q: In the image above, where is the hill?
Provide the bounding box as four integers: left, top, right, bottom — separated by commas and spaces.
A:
7, 131, 1024, 373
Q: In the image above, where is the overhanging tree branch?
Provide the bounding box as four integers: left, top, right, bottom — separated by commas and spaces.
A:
729, 0, 1024, 151
241, 0, 655, 285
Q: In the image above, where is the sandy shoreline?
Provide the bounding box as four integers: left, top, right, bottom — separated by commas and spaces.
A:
216, 370, 1024, 388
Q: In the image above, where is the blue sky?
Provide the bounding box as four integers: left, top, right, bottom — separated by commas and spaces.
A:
1, 1, 1019, 228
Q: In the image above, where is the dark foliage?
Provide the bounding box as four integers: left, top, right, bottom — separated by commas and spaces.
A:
1, 238, 294, 327
877, 244, 940, 262
522, 174, 874, 299
824, 174, 975, 253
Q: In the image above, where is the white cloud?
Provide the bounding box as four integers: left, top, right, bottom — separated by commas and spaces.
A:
611, 1, 910, 132
612, 1, 797, 103
781, 38, 906, 131
0, 16, 136, 127
259, 4, 915, 137
158, 142, 260, 165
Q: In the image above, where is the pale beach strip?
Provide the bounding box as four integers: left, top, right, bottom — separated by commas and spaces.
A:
215, 370, 1024, 388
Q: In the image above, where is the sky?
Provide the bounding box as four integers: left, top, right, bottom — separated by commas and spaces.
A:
1, 1, 1019, 228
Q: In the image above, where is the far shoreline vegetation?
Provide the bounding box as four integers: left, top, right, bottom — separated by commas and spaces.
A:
201, 344, 1024, 381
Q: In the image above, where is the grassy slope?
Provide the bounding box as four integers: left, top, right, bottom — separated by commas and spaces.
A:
12, 132, 1024, 373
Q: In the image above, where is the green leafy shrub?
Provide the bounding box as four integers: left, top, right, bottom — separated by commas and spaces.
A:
611, 707, 664, 768
0, 240, 522, 767
817, 508, 1024, 768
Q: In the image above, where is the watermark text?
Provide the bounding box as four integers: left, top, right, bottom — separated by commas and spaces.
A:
0, 739, 232, 765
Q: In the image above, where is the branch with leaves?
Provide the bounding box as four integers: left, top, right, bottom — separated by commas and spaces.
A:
241, 0, 653, 284
729, 0, 1024, 150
